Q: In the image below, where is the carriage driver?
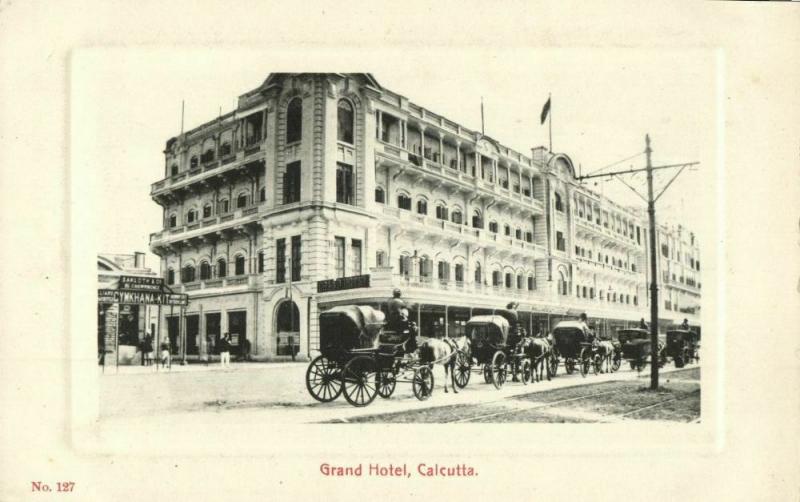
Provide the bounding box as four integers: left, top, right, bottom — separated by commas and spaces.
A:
387, 289, 418, 353
505, 302, 523, 348
579, 313, 595, 342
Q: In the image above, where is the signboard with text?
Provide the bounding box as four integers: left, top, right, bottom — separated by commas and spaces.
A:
118, 275, 164, 291
316, 274, 370, 293
98, 289, 189, 306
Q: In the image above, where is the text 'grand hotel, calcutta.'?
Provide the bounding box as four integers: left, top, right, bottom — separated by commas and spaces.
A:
149, 73, 701, 361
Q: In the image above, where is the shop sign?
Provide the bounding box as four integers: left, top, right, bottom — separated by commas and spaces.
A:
316, 274, 370, 293
118, 275, 164, 291
98, 289, 189, 306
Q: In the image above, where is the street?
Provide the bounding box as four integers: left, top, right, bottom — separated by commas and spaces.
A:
98, 360, 700, 426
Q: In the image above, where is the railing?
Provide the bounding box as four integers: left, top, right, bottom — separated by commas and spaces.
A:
226, 276, 248, 286
204, 279, 223, 288
242, 206, 258, 216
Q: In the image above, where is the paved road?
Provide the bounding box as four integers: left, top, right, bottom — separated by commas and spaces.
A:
98, 359, 699, 426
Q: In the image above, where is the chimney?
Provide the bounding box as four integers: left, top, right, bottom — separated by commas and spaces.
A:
134, 252, 146, 269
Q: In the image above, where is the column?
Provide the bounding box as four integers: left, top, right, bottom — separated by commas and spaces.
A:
377, 110, 383, 141
456, 141, 462, 172
438, 134, 444, 165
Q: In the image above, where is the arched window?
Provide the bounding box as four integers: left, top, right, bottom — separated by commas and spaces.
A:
376, 250, 386, 267
375, 187, 385, 204
186, 209, 197, 224
515, 228, 522, 240
286, 98, 302, 144
217, 258, 227, 278
219, 141, 231, 157
455, 263, 464, 282
474, 263, 482, 284
492, 270, 502, 287
218, 198, 230, 214
235, 255, 246, 275
337, 100, 354, 144
170, 164, 178, 176
399, 255, 411, 276
168, 214, 177, 228
203, 203, 212, 219
200, 261, 211, 280
525, 231, 533, 243
419, 256, 431, 279
182, 265, 196, 283
489, 221, 498, 233
276, 301, 300, 333
582, 286, 587, 298
504, 224, 511, 236
451, 210, 463, 225
555, 192, 564, 212
259, 186, 266, 202
435, 204, 448, 220
201, 147, 214, 163
557, 270, 568, 295
472, 210, 483, 229
166, 268, 175, 285
437, 261, 450, 281
397, 194, 411, 210
417, 199, 428, 215
505, 273, 512, 288
517, 274, 523, 289
258, 251, 264, 273
236, 193, 248, 209
527, 276, 534, 290
190, 156, 199, 169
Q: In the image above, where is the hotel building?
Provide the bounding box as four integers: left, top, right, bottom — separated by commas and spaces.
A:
148, 73, 700, 361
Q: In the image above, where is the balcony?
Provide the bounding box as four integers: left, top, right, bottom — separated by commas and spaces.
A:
375, 140, 544, 216
575, 217, 641, 252
380, 206, 546, 259
151, 145, 265, 202
173, 274, 263, 294
150, 204, 265, 252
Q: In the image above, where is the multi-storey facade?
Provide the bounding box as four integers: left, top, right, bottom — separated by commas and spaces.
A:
653, 222, 702, 322
149, 73, 700, 361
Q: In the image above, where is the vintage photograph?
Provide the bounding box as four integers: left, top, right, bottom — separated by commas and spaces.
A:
89, 53, 710, 428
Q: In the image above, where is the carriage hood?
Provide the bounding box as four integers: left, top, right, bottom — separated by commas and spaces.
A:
319, 305, 386, 355
465, 315, 509, 345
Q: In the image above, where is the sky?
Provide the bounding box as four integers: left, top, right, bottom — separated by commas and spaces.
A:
72, 47, 716, 272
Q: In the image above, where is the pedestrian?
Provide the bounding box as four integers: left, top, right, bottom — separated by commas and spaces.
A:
160, 339, 171, 369
219, 332, 231, 368
639, 318, 647, 329
143, 334, 154, 366
680, 318, 690, 330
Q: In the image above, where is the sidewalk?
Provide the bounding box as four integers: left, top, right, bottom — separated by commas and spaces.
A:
98, 360, 308, 376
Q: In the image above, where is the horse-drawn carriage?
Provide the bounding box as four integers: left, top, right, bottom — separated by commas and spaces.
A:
551, 321, 620, 376
304, 305, 435, 407
664, 329, 700, 368
617, 328, 665, 371
465, 314, 537, 389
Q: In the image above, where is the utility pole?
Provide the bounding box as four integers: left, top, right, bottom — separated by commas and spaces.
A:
645, 134, 659, 390
576, 134, 698, 390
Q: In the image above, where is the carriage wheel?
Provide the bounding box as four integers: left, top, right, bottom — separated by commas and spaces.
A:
376, 369, 397, 399
548, 356, 558, 378
490, 351, 507, 389
521, 359, 532, 385
611, 353, 621, 373
453, 352, 471, 389
412, 366, 434, 401
565, 358, 575, 375
305, 355, 343, 403
579, 349, 591, 378
342, 356, 378, 407
483, 364, 493, 384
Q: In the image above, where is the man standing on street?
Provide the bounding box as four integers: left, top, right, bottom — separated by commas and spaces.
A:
219, 333, 231, 368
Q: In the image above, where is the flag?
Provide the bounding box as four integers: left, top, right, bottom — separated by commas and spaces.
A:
540, 97, 551, 124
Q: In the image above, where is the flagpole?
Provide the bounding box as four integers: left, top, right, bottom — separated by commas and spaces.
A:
548, 92, 552, 153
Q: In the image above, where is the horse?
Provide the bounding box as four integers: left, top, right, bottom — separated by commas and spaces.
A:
518, 335, 552, 382
593, 340, 617, 373
418, 335, 470, 394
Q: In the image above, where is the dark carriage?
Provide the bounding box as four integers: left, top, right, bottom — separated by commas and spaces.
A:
305, 305, 434, 407
465, 313, 533, 389
551, 321, 621, 376
617, 328, 665, 371
664, 329, 700, 368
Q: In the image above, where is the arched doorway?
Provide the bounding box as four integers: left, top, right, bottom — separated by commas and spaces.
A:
275, 300, 300, 357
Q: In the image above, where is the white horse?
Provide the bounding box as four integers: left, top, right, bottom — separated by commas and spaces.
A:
593, 340, 617, 373
418, 335, 470, 394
